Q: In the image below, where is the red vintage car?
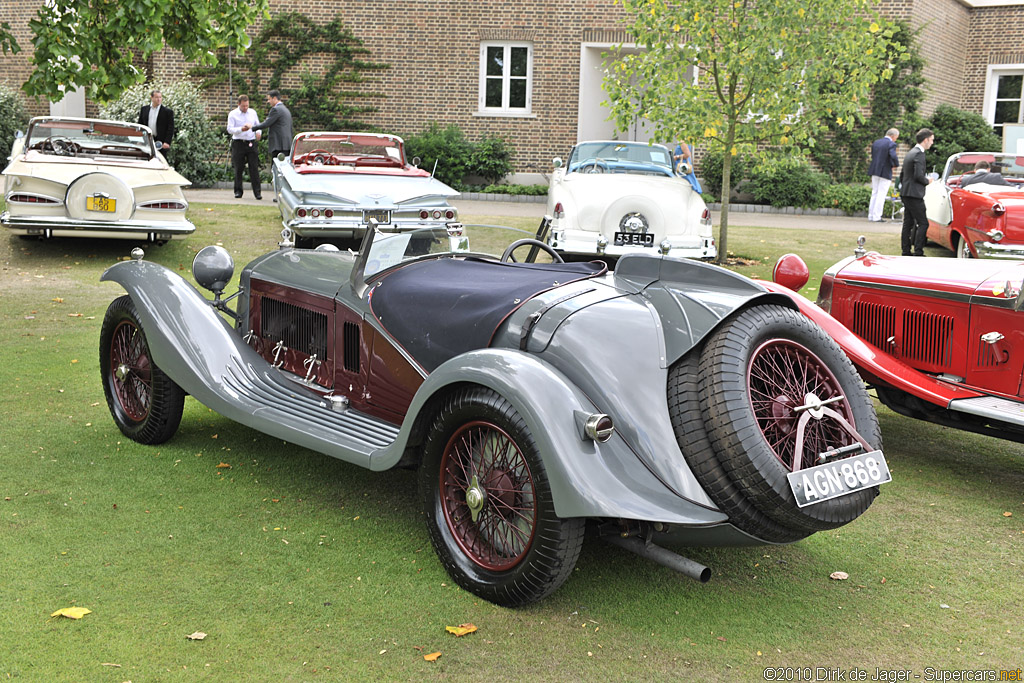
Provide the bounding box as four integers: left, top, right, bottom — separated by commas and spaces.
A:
767, 245, 1024, 442
924, 152, 1024, 259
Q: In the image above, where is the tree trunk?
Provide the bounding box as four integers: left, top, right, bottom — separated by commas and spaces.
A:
715, 126, 736, 264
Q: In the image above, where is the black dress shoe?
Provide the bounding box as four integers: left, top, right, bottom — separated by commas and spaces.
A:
234, 193, 243, 199
913, 252, 925, 257
254, 196, 262, 200
272, 198, 278, 203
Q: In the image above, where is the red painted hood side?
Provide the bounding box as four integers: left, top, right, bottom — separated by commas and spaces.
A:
757, 279, 985, 408
833, 252, 1024, 298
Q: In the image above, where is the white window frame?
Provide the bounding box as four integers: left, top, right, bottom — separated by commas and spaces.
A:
476, 41, 534, 117
983, 63, 1024, 137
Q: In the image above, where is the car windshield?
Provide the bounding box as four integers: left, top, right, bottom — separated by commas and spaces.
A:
26, 119, 154, 159
362, 226, 464, 278
567, 142, 673, 175
293, 134, 404, 167
948, 154, 1024, 183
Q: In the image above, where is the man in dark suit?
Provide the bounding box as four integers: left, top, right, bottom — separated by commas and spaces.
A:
138, 90, 174, 151
244, 90, 293, 201
867, 128, 899, 222
960, 160, 1014, 189
900, 128, 935, 256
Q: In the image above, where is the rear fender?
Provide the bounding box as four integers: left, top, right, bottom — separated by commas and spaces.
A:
759, 280, 982, 407
390, 348, 728, 526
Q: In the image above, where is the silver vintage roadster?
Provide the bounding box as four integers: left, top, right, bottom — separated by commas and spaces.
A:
99, 225, 889, 606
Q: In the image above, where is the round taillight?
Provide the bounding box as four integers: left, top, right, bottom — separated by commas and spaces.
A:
324, 209, 334, 218
445, 209, 455, 220
420, 210, 429, 220
773, 253, 810, 292
432, 209, 442, 219
297, 208, 307, 218
584, 414, 615, 442
311, 209, 321, 218
993, 202, 1006, 216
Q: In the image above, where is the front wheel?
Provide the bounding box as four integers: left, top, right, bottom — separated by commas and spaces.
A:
956, 234, 975, 259
419, 387, 584, 607
100, 295, 185, 444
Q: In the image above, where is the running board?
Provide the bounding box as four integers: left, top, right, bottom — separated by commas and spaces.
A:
221, 356, 401, 462
949, 395, 1024, 428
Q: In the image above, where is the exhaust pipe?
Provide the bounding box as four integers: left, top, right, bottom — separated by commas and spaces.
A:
606, 536, 711, 583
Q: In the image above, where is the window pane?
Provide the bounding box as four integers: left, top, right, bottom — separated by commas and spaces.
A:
486, 47, 504, 77
509, 79, 527, 108
510, 47, 528, 77
486, 78, 504, 108
995, 100, 1021, 124
996, 74, 1023, 99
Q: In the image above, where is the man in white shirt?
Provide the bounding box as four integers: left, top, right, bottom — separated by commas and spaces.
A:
227, 95, 262, 200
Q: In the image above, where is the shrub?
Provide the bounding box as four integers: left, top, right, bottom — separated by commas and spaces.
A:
404, 123, 517, 190
822, 183, 872, 214
0, 84, 29, 164
403, 123, 473, 189
699, 148, 751, 201
749, 156, 829, 208
476, 183, 548, 196
925, 104, 1002, 173
99, 80, 222, 188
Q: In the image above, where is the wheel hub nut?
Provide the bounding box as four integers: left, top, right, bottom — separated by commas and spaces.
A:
115, 363, 129, 381
465, 475, 486, 523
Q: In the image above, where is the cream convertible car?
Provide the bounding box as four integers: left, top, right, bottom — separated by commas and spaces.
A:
544, 140, 716, 260
2, 117, 194, 243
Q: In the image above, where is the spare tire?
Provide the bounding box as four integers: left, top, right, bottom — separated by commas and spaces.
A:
669, 304, 881, 538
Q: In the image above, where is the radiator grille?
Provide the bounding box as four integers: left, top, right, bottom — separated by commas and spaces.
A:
902, 309, 953, 368
343, 321, 360, 373
259, 296, 328, 359
851, 300, 896, 351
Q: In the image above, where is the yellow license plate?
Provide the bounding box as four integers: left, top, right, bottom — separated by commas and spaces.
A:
86, 196, 116, 213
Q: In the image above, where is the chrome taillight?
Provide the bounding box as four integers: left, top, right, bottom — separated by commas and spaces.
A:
8, 193, 60, 204
419, 210, 429, 220
992, 202, 1006, 216
297, 208, 307, 218
432, 209, 442, 219
553, 202, 564, 219
139, 200, 186, 210
324, 209, 334, 218
311, 209, 321, 218
445, 209, 455, 220
701, 207, 711, 221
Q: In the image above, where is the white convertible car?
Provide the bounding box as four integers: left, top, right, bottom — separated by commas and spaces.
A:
545, 140, 715, 260
2, 117, 194, 243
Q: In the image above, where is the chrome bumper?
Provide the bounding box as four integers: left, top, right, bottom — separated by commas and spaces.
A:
2, 212, 194, 240
553, 235, 717, 260
973, 240, 1024, 259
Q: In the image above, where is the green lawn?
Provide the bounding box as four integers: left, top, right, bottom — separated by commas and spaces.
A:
1, 205, 1021, 681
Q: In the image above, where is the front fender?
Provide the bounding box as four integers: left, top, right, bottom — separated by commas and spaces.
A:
759, 280, 983, 407
387, 348, 728, 526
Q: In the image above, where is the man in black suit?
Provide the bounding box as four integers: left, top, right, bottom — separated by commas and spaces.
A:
900, 128, 935, 256
138, 90, 175, 152
960, 160, 1014, 189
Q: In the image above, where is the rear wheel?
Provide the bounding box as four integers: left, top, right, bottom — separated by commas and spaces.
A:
100, 295, 185, 444
956, 234, 974, 259
420, 387, 584, 607
669, 305, 881, 537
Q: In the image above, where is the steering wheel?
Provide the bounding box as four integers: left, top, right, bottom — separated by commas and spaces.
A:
305, 149, 331, 165
579, 159, 607, 174
500, 238, 564, 263
46, 136, 74, 156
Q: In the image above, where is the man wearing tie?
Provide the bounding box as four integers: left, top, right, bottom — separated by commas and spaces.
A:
899, 128, 935, 257
138, 90, 175, 152
227, 95, 262, 200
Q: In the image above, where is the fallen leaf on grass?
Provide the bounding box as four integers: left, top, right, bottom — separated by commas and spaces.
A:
51, 607, 91, 619
716, 636, 727, 642
100, 663, 121, 668
216, 462, 231, 468
445, 623, 477, 637
51, 297, 63, 303
1003, 512, 1013, 517
829, 571, 849, 580
424, 652, 442, 662
186, 631, 207, 640
68, 313, 82, 318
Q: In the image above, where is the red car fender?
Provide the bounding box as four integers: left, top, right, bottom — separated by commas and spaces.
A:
757, 280, 984, 409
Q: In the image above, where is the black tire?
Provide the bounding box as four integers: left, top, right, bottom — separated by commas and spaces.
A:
668, 352, 810, 544
419, 387, 585, 607
100, 295, 185, 445
294, 235, 314, 249
684, 305, 880, 534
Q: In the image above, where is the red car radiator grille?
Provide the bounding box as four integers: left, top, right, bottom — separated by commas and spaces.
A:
901, 309, 953, 369
852, 300, 896, 350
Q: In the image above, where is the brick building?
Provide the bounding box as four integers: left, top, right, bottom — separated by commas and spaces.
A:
2, 0, 1023, 179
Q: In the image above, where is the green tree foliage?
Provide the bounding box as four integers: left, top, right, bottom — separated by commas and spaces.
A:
811, 20, 925, 182
925, 104, 1003, 172
0, 21, 19, 56
605, 0, 896, 261
0, 84, 29, 163
99, 80, 222, 187
192, 12, 387, 131
699, 148, 751, 201
15, 0, 268, 103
